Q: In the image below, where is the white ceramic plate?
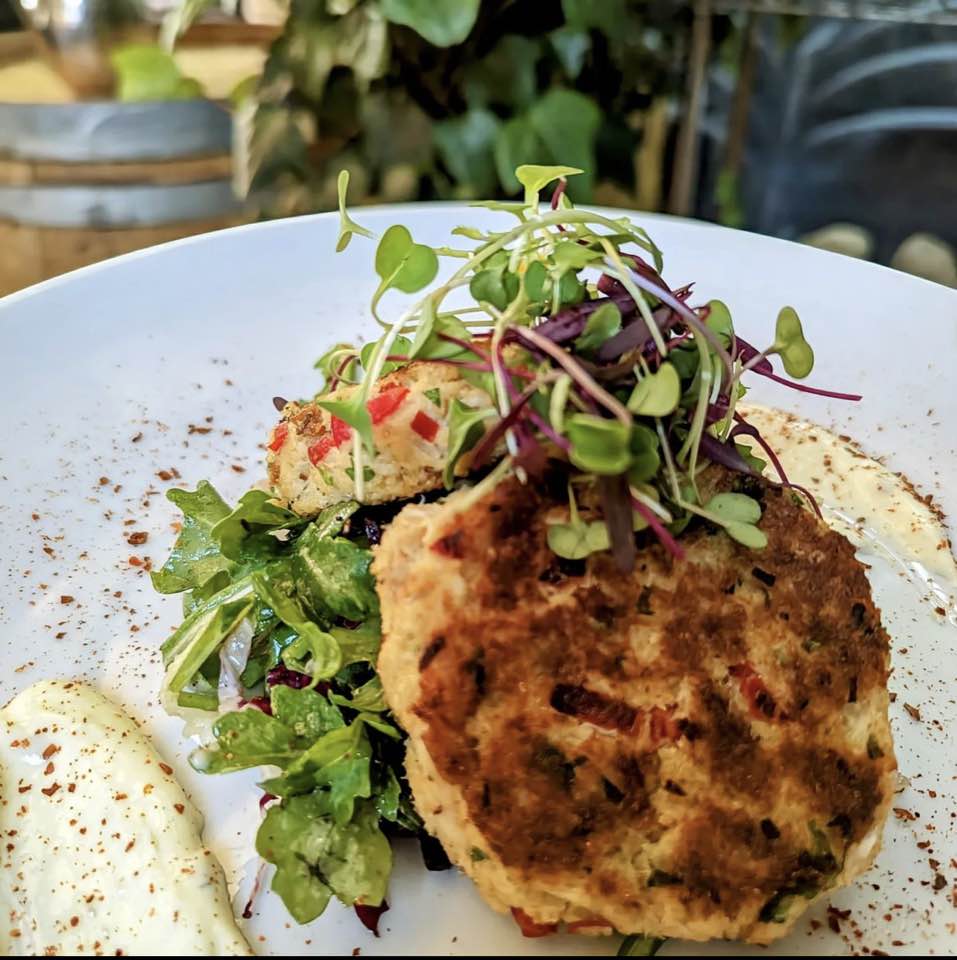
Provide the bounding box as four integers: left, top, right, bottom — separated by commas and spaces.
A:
1, 207, 955, 957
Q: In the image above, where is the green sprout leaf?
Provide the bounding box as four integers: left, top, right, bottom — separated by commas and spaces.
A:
705, 493, 767, 549
317, 392, 373, 452
523, 260, 548, 301
705, 492, 762, 525
515, 163, 583, 207
335, 170, 374, 253
627, 361, 681, 417
360, 335, 411, 377
774, 306, 814, 379
705, 299, 734, 347
547, 518, 610, 559
627, 423, 661, 483
444, 400, 492, 487
725, 522, 768, 549
314, 341, 358, 391
566, 414, 632, 475
374, 224, 439, 294
575, 302, 621, 354
546, 483, 610, 560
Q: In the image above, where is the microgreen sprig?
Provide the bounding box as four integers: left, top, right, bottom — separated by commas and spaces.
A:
320, 165, 861, 566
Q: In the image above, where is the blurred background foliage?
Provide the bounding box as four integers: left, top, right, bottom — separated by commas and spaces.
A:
244, 0, 725, 216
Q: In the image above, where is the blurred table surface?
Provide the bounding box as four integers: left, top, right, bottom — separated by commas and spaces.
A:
711, 0, 957, 24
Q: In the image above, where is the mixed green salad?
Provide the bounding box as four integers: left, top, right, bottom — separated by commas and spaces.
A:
153, 165, 858, 952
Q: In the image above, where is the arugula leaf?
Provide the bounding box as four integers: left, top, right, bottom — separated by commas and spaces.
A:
330, 676, 387, 713
271, 685, 345, 741
293, 525, 378, 622
152, 482, 233, 594
269, 720, 372, 825
211, 490, 303, 562
191, 708, 304, 774
252, 568, 343, 682
312, 500, 361, 540
331, 620, 381, 665
256, 793, 392, 923
164, 595, 254, 700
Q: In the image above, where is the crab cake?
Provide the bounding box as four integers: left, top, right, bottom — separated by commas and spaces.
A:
373, 469, 896, 944
267, 362, 491, 517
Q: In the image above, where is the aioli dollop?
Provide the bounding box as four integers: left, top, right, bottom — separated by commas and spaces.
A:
0, 681, 252, 956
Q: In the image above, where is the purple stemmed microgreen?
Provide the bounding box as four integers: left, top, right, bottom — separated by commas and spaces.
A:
325, 162, 861, 561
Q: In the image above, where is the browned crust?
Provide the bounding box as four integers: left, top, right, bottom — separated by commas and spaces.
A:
383, 467, 896, 931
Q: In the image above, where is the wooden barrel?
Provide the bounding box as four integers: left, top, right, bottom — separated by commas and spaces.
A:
0, 34, 246, 296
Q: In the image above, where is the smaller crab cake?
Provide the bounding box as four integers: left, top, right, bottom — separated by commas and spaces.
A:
267, 362, 491, 517
374, 469, 897, 944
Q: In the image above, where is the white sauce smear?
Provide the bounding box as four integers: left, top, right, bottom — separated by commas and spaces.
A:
741, 404, 957, 622
0, 681, 252, 956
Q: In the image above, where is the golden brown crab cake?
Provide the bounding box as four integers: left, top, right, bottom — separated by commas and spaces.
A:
373, 469, 896, 945
266, 362, 491, 517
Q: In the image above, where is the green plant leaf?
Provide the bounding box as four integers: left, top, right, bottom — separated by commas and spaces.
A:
566, 414, 632, 475
575, 302, 621, 354
378, 0, 480, 46
550, 27, 590, 79
494, 118, 546, 193
515, 163, 584, 207
335, 170, 374, 252
444, 400, 492, 487
434, 108, 500, 197
111, 44, 204, 102
627, 361, 681, 417
774, 306, 814, 379
628, 423, 661, 483
528, 90, 600, 200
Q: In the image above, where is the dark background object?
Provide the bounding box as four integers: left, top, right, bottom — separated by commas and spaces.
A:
699, 12, 957, 261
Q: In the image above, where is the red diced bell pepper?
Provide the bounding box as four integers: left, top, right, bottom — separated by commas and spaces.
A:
730, 662, 778, 720
410, 410, 439, 442
366, 386, 409, 424
649, 705, 680, 744
308, 435, 335, 466
331, 415, 352, 446
511, 907, 558, 938
268, 422, 288, 452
